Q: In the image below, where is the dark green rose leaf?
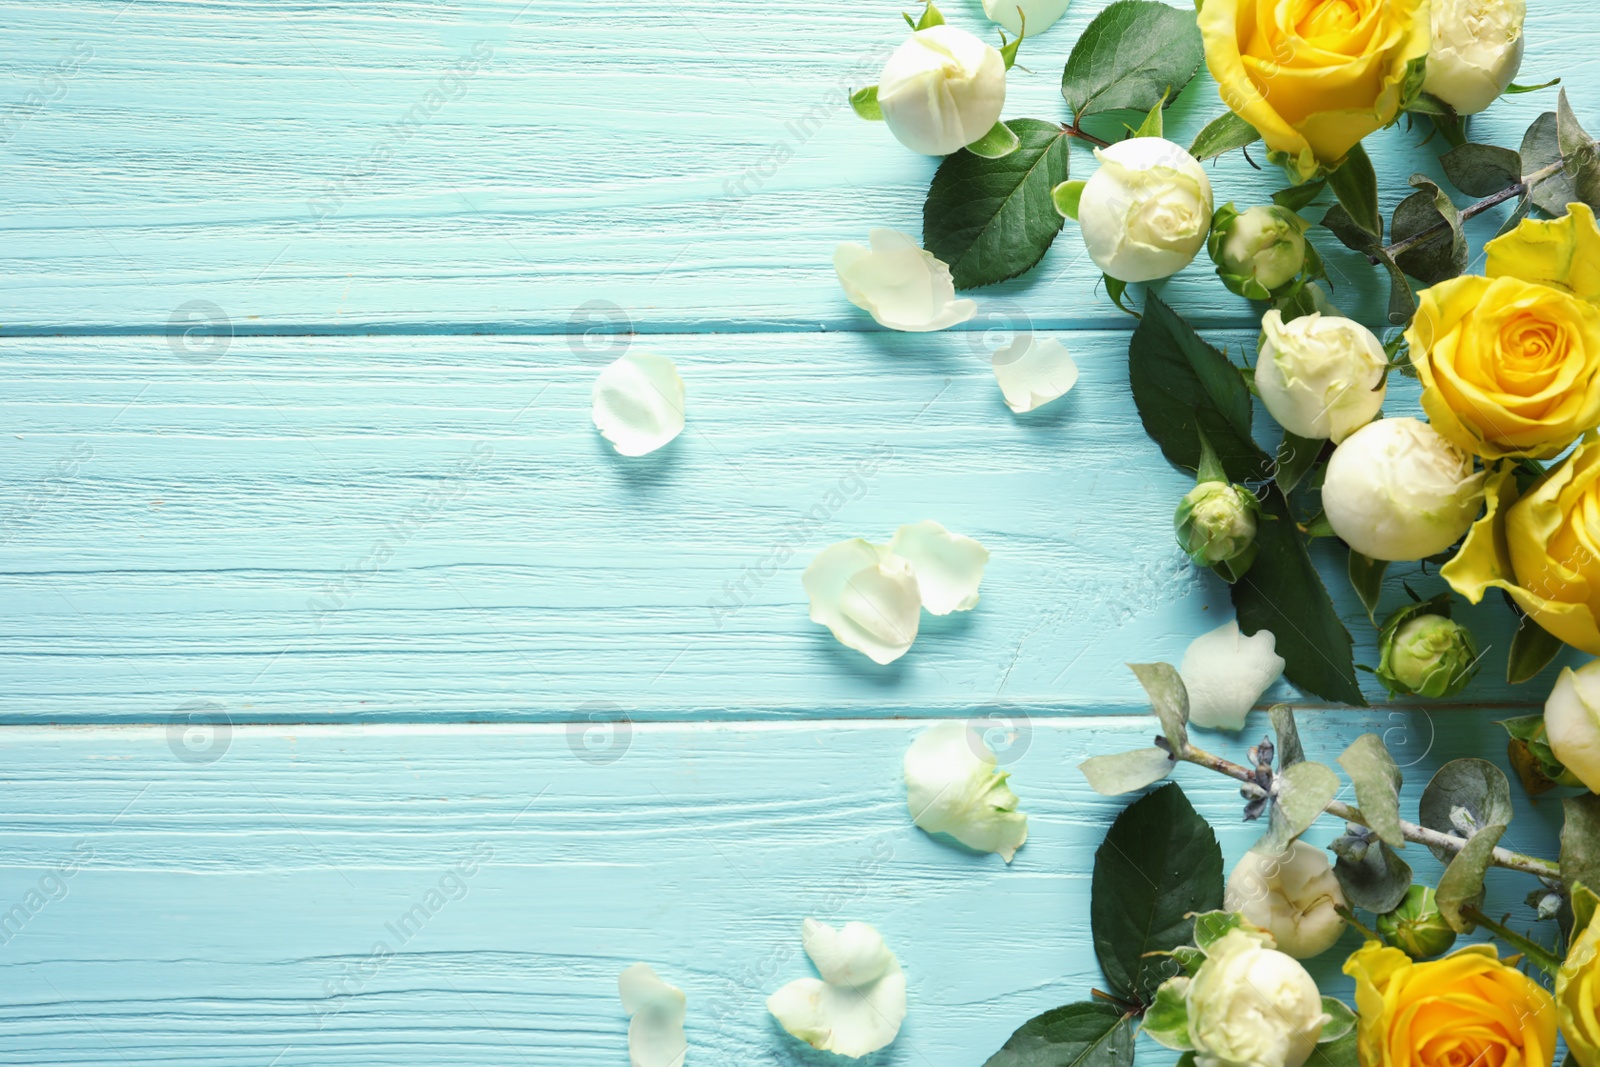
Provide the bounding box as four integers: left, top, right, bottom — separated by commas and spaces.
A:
1508, 611, 1565, 685
1190, 112, 1261, 161
980, 1001, 1136, 1067
1273, 179, 1328, 213
1347, 551, 1388, 625
1326, 144, 1382, 240
1062, 0, 1204, 121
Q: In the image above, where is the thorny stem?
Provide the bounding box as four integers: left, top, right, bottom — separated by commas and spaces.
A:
1370, 156, 1575, 264
1181, 742, 1563, 881
1062, 121, 1112, 149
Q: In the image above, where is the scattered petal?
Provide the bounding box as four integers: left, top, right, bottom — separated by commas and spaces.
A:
904, 720, 1028, 861
767, 920, 907, 1058
593, 352, 686, 457
834, 228, 978, 332
1079, 746, 1176, 796
991, 335, 1080, 413
1179, 619, 1286, 731
889, 521, 990, 615
803, 539, 922, 664
619, 963, 687, 1067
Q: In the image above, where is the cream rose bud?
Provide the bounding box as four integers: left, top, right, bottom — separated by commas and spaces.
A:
878, 25, 1006, 156
1224, 841, 1347, 959
1545, 661, 1600, 793
1322, 418, 1485, 562
1255, 310, 1387, 443
1186, 929, 1327, 1067
1077, 138, 1213, 283
1423, 0, 1526, 116
1210, 205, 1309, 297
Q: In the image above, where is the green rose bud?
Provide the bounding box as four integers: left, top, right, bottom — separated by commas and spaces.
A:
1376, 603, 1479, 698
1175, 481, 1259, 582
1208, 203, 1311, 299
1376, 885, 1458, 960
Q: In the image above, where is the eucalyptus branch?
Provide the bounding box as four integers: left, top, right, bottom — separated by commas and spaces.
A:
1370, 153, 1579, 265
1181, 741, 1562, 880
1061, 121, 1112, 149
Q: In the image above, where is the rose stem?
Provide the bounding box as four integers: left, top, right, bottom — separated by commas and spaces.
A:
1062, 122, 1112, 149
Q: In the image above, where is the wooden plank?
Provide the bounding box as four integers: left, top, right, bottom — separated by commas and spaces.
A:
0, 332, 1564, 723
1, 1, 1584, 333
0, 717, 1564, 1065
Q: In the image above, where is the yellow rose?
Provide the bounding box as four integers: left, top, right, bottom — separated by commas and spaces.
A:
1408, 274, 1600, 459
1443, 439, 1600, 655
1558, 904, 1600, 1066
1487, 203, 1600, 306
1197, 0, 1431, 183
1345, 941, 1557, 1067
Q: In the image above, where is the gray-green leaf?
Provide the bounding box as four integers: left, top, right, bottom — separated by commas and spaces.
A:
1254, 760, 1339, 855
1270, 704, 1305, 769
1080, 747, 1176, 796
1563, 794, 1600, 892
1436, 820, 1506, 932
1338, 733, 1405, 849
1190, 112, 1260, 161
1129, 662, 1188, 753
1418, 758, 1513, 862
1061, 0, 1204, 121
1332, 833, 1413, 913
1524, 111, 1581, 215
1440, 142, 1522, 197
1391, 175, 1466, 286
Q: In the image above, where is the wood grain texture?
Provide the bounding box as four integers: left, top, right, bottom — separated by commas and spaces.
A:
0, 718, 1567, 1065
0, 0, 1590, 333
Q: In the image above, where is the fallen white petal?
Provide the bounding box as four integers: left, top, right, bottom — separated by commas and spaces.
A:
1079, 746, 1175, 796
1179, 619, 1286, 731
991, 335, 1079, 413
767, 919, 907, 1058
803, 539, 922, 664
619, 963, 687, 1067
889, 521, 990, 615
904, 720, 1027, 861
834, 228, 978, 332
592, 352, 685, 457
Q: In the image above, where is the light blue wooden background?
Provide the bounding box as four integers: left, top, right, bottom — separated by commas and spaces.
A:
0, 1, 1588, 1063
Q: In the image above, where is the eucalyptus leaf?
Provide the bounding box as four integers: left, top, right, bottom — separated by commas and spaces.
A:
1347, 551, 1387, 625
1061, 0, 1204, 120
1338, 733, 1405, 849
1436, 821, 1506, 932
1440, 142, 1522, 197
1321, 203, 1378, 255
1557, 88, 1593, 160
967, 120, 1021, 159
1332, 834, 1413, 913
1326, 144, 1381, 240
849, 86, 883, 121
1190, 112, 1261, 161
1563, 794, 1600, 892
1130, 662, 1189, 752
1391, 176, 1467, 285
1508, 611, 1564, 685
1270, 704, 1305, 769
1418, 758, 1513, 863
980, 1001, 1136, 1067
1080, 746, 1176, 796
1524, 111, 1581, 215
924, 119, 1070, 289
1274, 431, 1324, 495
1375, 246, 1417, 326
1092, 785, 1223, 1004
1254, 759, 1340, 855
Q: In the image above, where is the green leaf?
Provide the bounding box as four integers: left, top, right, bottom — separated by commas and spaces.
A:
1132, 91, 1167, 138
1573, 884, 1599, 946
1507, 77, 1561, 94
1191, 910, 1267, 952
1338, 733, 1405, 849
1332, 835, 1413, 913
1320, 998, 1358, 1043
1557, 88, 1593, 160
1232, 486, 1365, 705
1418, 758, 1512, 863
1270, 704, 1305, 769
1524, 111, 1581, 216
1347, 551, 1387, 625
1508, 611, 1564, 684
1440, 143, 1522, 197
1080, 747, 1176, 796
1436, 821, 1506, 932
1092, 785, 1224, 1004
907, 0, 945, 28
1375, 246, 1418, 326
923, 119, 1070, 289
1274, 432, 1324, 495
1127, 294, 1272, 482
980, 1001, 1136, 1067
1105, 275, 1139, 317
1141, 979, 1192, 1050
1053, 179, 1086, 220
1061, 0, 1204, 121
1254, 760, 1340, 855
849, 86, 883, 121
1501, 712, 1579, 795
1563, 795, 1600, 892
1272, 179, 1327, 213
1309, 1028, 1360, 1067
1326, 143, 1381, 240
1129, 662, 1188, 754
967, 120, 1021, 159
1190, 112, 1260, 161
1391, 176, 1467, 286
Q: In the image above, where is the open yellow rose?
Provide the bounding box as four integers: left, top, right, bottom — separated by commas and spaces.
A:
1558, 903, 1600, 1066
1408, 274, 1600, 459
1443, 439, 1600, 655
1197, 0, 1430, 182
1487, 203, 1600, 306
1346, 941, 1557, 1067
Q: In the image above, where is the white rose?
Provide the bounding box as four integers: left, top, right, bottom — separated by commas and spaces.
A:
982, 0, 1070, 36
1322, 418, 1486, 562
1424, 0, 1526, 116
1186, 929, 1327, 1067
1545, 661, 1600, 792
1078, 138, 1213, 283
1223, 841, 1347, 959
1255, 310, 1388, 443
878, 26, 1006, 156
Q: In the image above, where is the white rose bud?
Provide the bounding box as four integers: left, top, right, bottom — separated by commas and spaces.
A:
1077, 138, 1213, 283
1185, 929, 1327, 1067
1255, 310, 1388, 443
1210, 205, 1310, 297
878, 26, 1006, 156
1545, 661, 1600, 793
1424, 0, 1526, 116
1322, 417, 1485, 562
1224, 841, 1347, 959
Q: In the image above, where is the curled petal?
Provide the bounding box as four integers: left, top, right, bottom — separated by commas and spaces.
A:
593, 353, 685, 456
803, 539, 922, 664
904, 721, 1027, 861
1179, 619, 1286, 731
992, 335, 1079, 414
834, 229, 978, 332
889, 520, 989, 615
618, 963, 687, 1067
768, 920, 906, 1058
